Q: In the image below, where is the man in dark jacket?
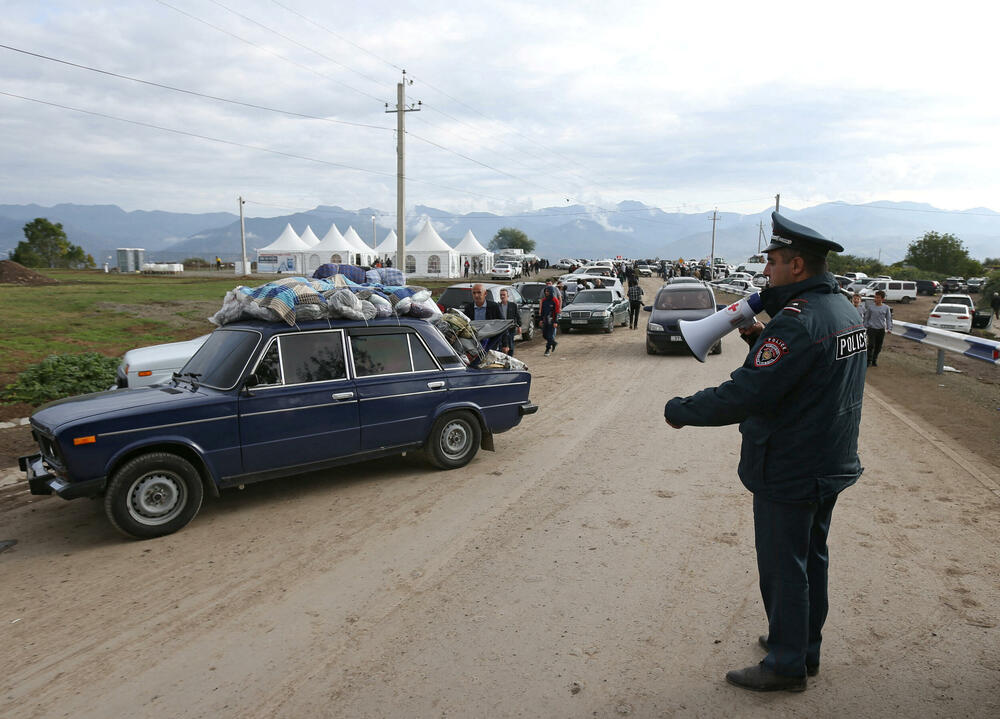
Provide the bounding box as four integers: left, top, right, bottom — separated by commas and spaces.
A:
664, 212, 866, 693
462, 283, 502, 321
497, 288, 521, 355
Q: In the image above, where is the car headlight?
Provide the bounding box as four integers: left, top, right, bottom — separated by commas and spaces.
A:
593, 310, 609, 317
648, 322, 664, 332
558, 312, 568, 318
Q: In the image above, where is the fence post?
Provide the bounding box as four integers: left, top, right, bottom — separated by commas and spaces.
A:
936, 348, 945, 375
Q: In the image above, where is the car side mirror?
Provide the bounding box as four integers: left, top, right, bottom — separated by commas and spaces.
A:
243, 375, 259, 395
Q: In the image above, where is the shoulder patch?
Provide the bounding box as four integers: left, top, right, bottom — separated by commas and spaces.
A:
754, 337, 789, 367
835, 328, 867, 360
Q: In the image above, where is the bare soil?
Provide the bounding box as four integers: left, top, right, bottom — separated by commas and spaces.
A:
0, 259, 59, 285
1, 279, 998, 717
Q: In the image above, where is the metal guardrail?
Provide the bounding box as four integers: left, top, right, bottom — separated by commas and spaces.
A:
890, 320, 1000, 367
713, 283, 999, 369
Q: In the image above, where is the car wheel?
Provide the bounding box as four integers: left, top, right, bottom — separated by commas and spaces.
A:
901, 296, 913, 304
604, 320, 613, 334
427, 411, 481, 469
523, 323, 534, 341
711, 340, 722, 355
104, 452, 204, 539
646, 343, 656, 355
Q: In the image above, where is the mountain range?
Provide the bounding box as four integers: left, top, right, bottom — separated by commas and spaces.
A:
2, 200, 998, 266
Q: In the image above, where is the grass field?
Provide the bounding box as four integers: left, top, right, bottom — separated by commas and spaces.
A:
0, 269, 479, 383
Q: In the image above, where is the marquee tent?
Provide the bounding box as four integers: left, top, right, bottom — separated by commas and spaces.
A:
256, 223, 311, 273
406, 221, 460, 277
452, 230, 494, 274
374, 230, 399, 264
303, 223, 359, 272
343, 226, 376, 266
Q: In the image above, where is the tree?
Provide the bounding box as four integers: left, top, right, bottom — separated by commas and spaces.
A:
489, 227, 535, 253
11, 218, 92, 268
903, 231, 978, 276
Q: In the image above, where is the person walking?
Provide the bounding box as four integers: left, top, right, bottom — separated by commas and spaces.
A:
663, 212, 867, 693
627, 277, 644, 329
464, 259, 470, 278
991, 291, 1000, 319
851, 292, 864, 320
497, 288, 520, 356
538, 285, 560, 356
863, 290, 892, 367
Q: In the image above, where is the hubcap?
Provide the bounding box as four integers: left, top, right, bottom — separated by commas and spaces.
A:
440, 420, 470, 458
127, 472, 186, 526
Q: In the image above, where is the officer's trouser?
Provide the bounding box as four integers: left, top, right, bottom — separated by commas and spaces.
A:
753, 493, 838, 677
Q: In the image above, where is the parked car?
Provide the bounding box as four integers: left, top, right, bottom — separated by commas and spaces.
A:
21, 316, 538, 539
557, 289, 630, 333
436, 283, 535, 342
667, 276, 703, 286
939, 293, 975, 312
645, 283, 723, 355
928, 303, 973, 333
916, 279, 941, 296
491, 263, 517, 280
553, 258, 576, 270
511, 281, 548, 322
943, 277, 967, 293
833, 275, 853, 289
967, 277, 986, 293
859, 280, 917, 303
115, 335, 210, 389
635, 264, 653, 277
843, 272, 868, 282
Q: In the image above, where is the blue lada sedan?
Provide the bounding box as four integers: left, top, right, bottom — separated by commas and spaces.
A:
20, 317, 538, 539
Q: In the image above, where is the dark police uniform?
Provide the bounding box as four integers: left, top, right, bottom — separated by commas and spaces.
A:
664, 212, 866, 684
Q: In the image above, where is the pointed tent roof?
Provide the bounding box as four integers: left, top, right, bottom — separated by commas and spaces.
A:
453, 229, 490, 254
374, 230, 398, 255
311, 223, 353, 253
299, 225, 321, 247
407, 221, 454, 252
343, 226, 373, 254
258, 223, 310, 252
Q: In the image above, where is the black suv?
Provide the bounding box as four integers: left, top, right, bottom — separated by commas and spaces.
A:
916, 279, 940, 295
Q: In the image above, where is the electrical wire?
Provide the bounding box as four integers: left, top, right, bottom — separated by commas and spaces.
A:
0, 44, 391, 131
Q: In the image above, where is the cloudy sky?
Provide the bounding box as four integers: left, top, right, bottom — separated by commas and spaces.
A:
3, 0, 998, 222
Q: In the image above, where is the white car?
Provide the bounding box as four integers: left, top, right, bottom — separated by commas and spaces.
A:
940, 293, 975, 312
928, 303, 973, 333
635, 264, 653, 277
114, 335, 210, 389
491, 263, 517, 280
553, 258, 577, 269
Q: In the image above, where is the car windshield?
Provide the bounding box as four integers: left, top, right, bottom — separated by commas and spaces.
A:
655, 290, 714, 310
573, 290, 612, 304
181, 329, 261, 389
437, 287, 473, 308
518, 284, 545, 301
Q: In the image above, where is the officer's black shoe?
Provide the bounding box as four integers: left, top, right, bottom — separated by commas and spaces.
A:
758, 636, 819, 676
725, 663, 807, 692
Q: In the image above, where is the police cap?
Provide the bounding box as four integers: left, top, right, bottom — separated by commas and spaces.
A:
764, 211, 843, 255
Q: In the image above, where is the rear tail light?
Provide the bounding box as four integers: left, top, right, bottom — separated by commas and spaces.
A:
437, 302, 446, 313
930, 314, 941, 318
958, 315, 970, 319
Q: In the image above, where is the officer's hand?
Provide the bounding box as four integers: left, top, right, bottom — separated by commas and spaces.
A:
739, 321, 765, 341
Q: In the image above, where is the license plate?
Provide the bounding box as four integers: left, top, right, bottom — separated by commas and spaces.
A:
572, 319, 587, 324
670, 336, 683, 342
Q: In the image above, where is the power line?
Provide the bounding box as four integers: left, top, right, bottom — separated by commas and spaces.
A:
0, 44, 391, 131
0, 89, 517, 203
151, 0, 385, 104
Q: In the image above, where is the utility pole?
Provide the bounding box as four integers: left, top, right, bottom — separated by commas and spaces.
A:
775, 193, 780, 212
385, 71, 420, 272
371, 214, 377, 250
758, 220, 765, 254
238, 195, 248, 276
709, 208, 718, 275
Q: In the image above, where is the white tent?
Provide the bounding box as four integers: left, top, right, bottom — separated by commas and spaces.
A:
343, 226, 376, 266
452, 229, 494, 276
307, 223, 357, 271
256, 223, 311, 273
374, 230, 399, 265
300, 226, 321, 247
406, 221, 460, 277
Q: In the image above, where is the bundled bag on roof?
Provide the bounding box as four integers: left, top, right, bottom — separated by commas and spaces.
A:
326, 288, 366, 320
479, 349, 528, 371
210, 277, 327, 326
209, 287, 280, 326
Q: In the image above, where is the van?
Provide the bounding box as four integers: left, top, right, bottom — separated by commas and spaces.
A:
844, 271, 868, 281
860, 280, 917, 303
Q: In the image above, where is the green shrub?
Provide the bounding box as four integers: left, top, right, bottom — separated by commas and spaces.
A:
2, 353, 119, 405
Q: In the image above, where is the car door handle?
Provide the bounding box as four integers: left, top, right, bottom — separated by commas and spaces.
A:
427, 381, 445, 390
332, 391, 355, 400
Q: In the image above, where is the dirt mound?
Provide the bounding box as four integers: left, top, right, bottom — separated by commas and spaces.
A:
0, 260, 59, 285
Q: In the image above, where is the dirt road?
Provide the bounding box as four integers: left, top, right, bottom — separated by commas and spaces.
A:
2, 278, 999, 718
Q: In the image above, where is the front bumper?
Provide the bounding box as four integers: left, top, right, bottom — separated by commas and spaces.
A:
646, 330, 687, 351
559, 317, 610, 331
19, 453, 105, 499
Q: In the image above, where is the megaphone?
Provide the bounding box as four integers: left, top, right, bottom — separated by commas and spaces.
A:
679, 292, 765, 362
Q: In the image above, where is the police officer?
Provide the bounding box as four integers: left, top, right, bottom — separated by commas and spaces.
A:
664, 212, 866, 692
